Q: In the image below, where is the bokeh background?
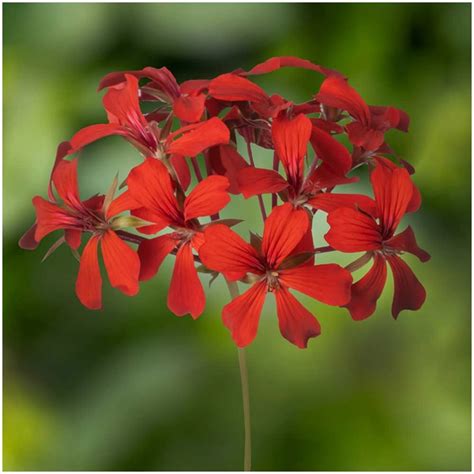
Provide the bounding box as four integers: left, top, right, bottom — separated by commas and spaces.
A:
4, 3, 471, 471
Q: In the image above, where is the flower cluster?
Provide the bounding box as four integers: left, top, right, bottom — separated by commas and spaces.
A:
20, 56, 430, 349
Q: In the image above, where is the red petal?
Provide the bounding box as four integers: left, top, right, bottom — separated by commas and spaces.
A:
310, 125, 352, 175
106, 190, 140, 219
316, 76, 371, 126
373, 156, 420, 213
369, 105, 410, 132
167, 117, 230, 157
371, 164, 413, 238
345, 254, 387, 320
279, 263, 352, 306
406, 183, 422, 213
346, 122, 384, 151
127, 157, 182, 226
209, 73, 269, 103
262, 203, 309, 268
170, 154, 191, 191
179, 79, 210, 95
208, 145, 248, 194
245, 56, 343, 78
65, 229, 82, 249
272, 114, 312, 186
325, 207, 382, 252
199, 224, 264, 279
102, 74, 146, 127
237, 167, 288, 198
387, 255, 426, 318
305, 167, 358, 192
52, 159, 80, 207
308, 192, 377, 216
48, 141, 73, 200
75, 235, 102, 310
69, 123, 128, 152
138, 234, 177, 281
98, 67, 180, 100
173, 94, 206, 123
33, 196, 79, 241
131, 207, 169, 234
168, 243, 205, 318
101, 230, 140, 296
386, 226, 430, 262
19, 223, 39, 250
184, 175, 230, 221
222, 281, 267, 347
274, 286, 320, 348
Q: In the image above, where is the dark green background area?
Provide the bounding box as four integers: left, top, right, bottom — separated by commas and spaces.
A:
3, 3, 471, 471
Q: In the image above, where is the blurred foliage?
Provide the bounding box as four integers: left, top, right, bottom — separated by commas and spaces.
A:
3, 3, 471, 471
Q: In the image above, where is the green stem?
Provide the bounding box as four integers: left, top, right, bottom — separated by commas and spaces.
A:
227, 280, 252, 471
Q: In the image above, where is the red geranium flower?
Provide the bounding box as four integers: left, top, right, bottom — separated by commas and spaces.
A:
325, 164, 430, 320
316, 76, 409, 153
126, 157, 231, 318
68, 74, 229, 159
237, 113, 376, 214
199, 203, 352, 348
32, 158, 141, 310
98, 66, 209, 124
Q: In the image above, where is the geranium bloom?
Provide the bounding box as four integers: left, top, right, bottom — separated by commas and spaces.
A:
325, 164, 430, 320
98, 66, 208, 124
316, 76, 409, 153
199, 203, 352, 348
126, 157, 231, 318
237, 113, 375, 214
32, 158, 141, 310
68, 74, 229, 159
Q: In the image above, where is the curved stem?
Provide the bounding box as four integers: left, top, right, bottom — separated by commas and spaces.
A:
226, 280, 252, 471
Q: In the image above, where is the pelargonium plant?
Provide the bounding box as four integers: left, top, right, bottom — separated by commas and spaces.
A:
20, 56, 430, 470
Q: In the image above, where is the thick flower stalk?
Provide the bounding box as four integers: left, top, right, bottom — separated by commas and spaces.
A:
20, 56, 430, 470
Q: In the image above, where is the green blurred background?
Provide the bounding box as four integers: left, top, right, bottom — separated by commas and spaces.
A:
3, 3, 471, 471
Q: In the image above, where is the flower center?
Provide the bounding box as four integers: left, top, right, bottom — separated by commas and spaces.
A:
266, 270, 280, 292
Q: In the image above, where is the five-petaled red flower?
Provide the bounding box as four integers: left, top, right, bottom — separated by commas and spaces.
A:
237, 113, 376, 215
199, 203, 352, 348
127, 157, 231, 318
32, 158, 140, 309
325, 164, 430, 320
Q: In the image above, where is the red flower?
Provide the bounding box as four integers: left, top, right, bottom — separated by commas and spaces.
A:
325, 164, 430, 320
316, 76, 409, 152
199, 203, 352, 348
237, 113, 374, 214
126, 157, 231, 318
32, 158, 141, 310
98, 66, 209, 123
69, 74, 229, 159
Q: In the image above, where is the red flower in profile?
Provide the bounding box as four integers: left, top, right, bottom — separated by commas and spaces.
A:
32, 158, 141, 309
126, 157, 231, 318
325, 164, 430, 320
199, 203, 352, 348
237, 113, 375, 214
98, 66, 209, 123
316, 76, 409, 153
68, 74, 229, 159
